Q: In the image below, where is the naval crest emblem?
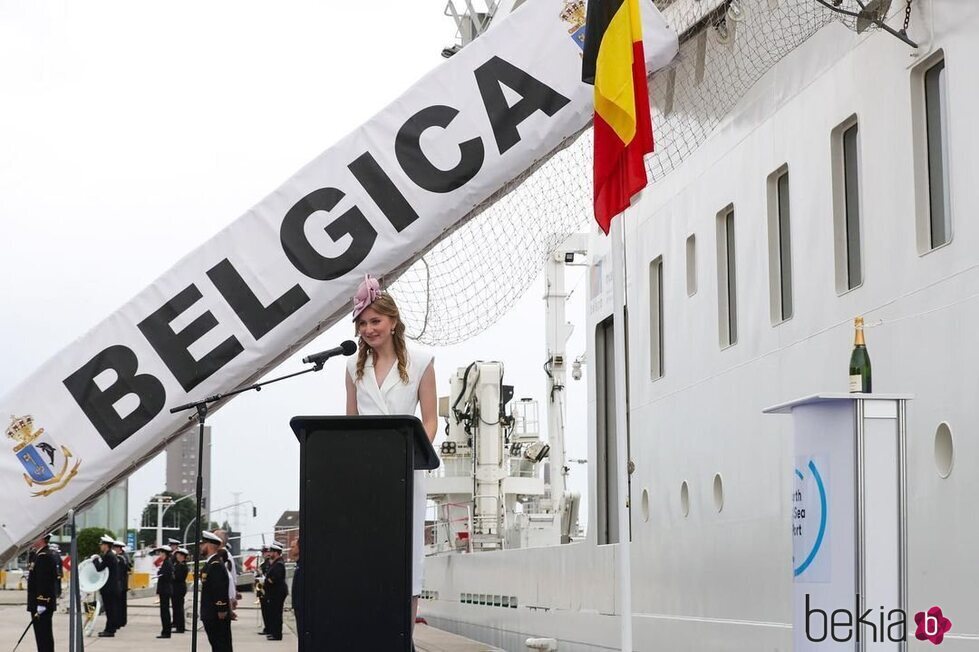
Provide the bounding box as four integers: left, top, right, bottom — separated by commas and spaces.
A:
7, 414, 81, 497
560, 0, 587, 51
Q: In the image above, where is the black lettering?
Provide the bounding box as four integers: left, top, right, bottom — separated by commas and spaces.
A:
395, 105, 484, 193
474, 55, 571, 154
280, 187, 376, 280
855, 595, 876, 643
63, 345, 166, 450
831, 609, 853, 642
206, 258, 309, 341
887, 609, 906, 642
137, 284, 244, 393
348, 152, 420, 232
805, 594, 828, 643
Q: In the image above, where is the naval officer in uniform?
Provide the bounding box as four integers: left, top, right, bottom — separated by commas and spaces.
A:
45, 535, 63, 603
153, 546, 174, 638
256, 544, 271, 635
112, 540, 130, 628
90, 534, 121, 637
172, 548, 189, 633
200, 531, 232, 652
263, 542, 287, 641
27, 535, 58, 652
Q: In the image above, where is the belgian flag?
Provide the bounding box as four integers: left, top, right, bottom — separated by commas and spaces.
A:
582, 0, 654, 234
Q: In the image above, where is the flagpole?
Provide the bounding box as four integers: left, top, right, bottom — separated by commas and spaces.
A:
610, 214, 633, 651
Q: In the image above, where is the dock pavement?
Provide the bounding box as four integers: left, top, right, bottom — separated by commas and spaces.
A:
0, 590, 500, 651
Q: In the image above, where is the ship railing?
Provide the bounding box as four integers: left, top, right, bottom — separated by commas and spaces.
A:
425, 501, 474, 555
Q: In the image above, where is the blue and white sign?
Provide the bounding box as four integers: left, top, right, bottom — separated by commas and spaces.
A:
793, 456, 830, 582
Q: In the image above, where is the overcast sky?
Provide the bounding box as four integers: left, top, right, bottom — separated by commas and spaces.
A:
0, 0, 590, 549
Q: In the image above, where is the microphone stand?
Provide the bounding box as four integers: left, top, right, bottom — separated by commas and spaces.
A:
169, 359, 330, 652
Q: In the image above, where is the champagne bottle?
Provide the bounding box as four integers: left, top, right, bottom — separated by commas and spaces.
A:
848, 316, 872, 393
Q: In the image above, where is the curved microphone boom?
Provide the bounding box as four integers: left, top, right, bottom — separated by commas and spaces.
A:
302, 340, 357, 366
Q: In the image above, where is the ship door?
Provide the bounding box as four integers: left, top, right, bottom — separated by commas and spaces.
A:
596, 314, 631, 544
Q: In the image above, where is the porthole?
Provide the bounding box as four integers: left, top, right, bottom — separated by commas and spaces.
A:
680, 481, 690, 517
934, 422, 954, 478
641, 488, 651, 522
713, 473, 724, 513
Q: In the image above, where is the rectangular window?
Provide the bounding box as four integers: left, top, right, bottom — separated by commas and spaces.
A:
843, 125, 862, 288
924, 59, 950, 246
649, 257, 664, 379
832, 116, 863, 293
767, 167, 793, 323
716, 206, 737, 347
686, 234, 697, 296
595, 316, 619, 545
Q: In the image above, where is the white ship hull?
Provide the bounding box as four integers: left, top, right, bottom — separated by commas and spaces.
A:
420, 2, 979, 649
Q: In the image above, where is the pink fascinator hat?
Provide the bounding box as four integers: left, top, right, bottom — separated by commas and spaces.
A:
352, 274, 382, 320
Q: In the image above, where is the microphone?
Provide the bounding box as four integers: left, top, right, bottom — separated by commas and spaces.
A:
302, 340, 357, 366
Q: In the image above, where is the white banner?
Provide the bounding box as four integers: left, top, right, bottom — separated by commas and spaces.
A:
0, 1, 677, 555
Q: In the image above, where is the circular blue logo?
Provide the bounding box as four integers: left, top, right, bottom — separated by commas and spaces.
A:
793, 459, 827, 577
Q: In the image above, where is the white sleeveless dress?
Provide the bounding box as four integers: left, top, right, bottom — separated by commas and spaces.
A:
346, 344, 434, 596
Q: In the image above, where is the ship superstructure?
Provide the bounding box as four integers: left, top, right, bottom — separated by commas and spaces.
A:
419, 0, 979, 649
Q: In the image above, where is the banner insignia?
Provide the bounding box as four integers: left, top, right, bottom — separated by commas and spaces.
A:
560, 0, 587, 51
7, 415, 82, 497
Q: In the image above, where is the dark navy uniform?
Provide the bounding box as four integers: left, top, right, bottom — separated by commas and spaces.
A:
258, 558, 270, 633
49, 546, 63, 600
264, 556, 288, 640
27, 544, 58, 652
115, 549, 130, 627
172, 557, 188, 632
91, 549, 120, 635
156, 553, 174, 638
202, 554, 232, 652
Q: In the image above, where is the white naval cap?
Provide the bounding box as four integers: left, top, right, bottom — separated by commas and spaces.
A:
269, 542, 284, 553
168, 538, 181, 545
113, 540, 125, 548
176, 548, 189, 555
99, 534, 116, 545
200, 530, 223, 545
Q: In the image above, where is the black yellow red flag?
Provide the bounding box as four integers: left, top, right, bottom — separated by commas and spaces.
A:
581, 0, 654, 234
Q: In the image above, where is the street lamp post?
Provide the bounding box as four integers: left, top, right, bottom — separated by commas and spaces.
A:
151, 494, 173, 548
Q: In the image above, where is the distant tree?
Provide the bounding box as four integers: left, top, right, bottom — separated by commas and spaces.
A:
77, 527, 106, 558
137, 491, 197, 548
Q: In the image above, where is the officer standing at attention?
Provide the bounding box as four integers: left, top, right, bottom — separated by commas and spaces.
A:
213, 530, 241, 620
90, 534, 120, 637
172, 548, 189, 633
256, 545, 270, 635
263, 542, 288, 641
112, 541, 130, 628
27, 535, 58, 652
200, 531, 232, 652
45, 536, 63, 603
154, 546, 174, 638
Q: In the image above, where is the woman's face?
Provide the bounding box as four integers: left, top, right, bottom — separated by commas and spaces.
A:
357, 306, 397, 349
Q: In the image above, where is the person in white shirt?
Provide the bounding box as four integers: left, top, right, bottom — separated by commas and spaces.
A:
344, 274, 438, 636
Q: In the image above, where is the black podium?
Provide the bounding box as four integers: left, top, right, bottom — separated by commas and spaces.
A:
291, 415, 440, 651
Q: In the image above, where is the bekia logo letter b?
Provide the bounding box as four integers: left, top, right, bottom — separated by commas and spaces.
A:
915, 606, 952, 645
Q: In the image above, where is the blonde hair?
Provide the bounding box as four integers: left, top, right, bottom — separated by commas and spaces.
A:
354, 293, 409, 384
